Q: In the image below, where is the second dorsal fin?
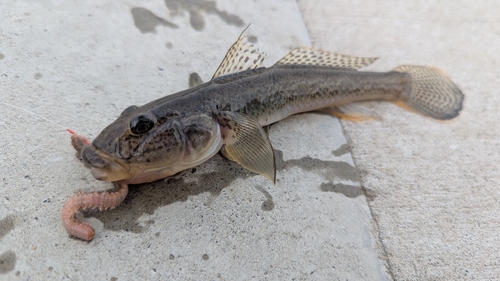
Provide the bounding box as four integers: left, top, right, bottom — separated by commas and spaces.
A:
275, 47, 378, 70
212, 34, 266, 79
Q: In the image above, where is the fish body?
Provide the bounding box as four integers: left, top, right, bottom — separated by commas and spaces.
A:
63, 34, 464, 241
148, 66, 409, 126
85, 65, 411, 183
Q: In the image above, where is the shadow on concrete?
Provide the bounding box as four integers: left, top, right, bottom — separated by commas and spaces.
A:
84, 148, 361, 234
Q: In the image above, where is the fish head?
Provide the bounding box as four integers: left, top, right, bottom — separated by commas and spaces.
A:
81, 105, 223, 183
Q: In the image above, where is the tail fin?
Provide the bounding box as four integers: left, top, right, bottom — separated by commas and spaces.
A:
394, 65, 464, 120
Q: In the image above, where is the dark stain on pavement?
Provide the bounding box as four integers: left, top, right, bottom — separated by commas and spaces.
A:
0, 251, 16, 274
331, 143, 349, 157
131, 7, 179, 33
0, 215, 16, 274
283, 156, 359, 183
0, 216, 14, 240
255, 186, 275, 211
247, 35, 257, 44
164, 0, 244, 31
320, 181, 362, 198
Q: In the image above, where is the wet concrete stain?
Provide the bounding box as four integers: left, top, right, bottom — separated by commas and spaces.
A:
86, 148, 360, 234
281, 152, 362, 198
247, 35, 257, 44
0, 54, 4, 60
255, 186, 275, 211
281, 156, 359, 183
34, 72, 42, 80
0, 215, 15, 274
320, 181, 362, 198
131, 7, 179, 34
0, 251, 16, 274
332, 143, 349, 157
0, 215, 15, 239
164, 0, 244, 31
188, 72, 204, 88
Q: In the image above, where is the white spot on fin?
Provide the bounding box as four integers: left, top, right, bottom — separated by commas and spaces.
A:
275, 47, 377, 70
212, 34, 266, 79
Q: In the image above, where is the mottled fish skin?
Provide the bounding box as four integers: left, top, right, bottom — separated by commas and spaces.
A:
141, 65, 409, 127
80, 65, 407, 182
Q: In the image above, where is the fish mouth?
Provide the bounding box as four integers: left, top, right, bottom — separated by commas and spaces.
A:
90, 167, 114, 181
81, 145, 132, 182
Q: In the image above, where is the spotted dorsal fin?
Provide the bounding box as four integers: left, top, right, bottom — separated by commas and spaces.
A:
275, 47, 377, 70
212, 35, 266, 79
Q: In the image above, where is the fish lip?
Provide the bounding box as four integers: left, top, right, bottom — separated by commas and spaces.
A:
90, 167, 109, 181
90, 158, 132, 182
81, 145, 106, 168
82, 145, 132, 182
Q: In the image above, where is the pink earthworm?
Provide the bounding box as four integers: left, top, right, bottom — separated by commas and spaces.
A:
61, 182, 129, 241
68, 129, 90, 151
62, 130, 128, 241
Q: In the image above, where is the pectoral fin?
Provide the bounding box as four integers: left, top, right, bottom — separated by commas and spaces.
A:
216, 111, 276, 183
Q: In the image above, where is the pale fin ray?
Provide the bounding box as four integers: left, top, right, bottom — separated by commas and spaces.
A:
275, 47, 377, 70
216, 111, 276, 183
212, 35, 266, 79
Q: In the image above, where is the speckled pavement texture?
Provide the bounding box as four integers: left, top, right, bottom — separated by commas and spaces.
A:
1, 1, 390, 280
299, 0, 500, 280
2, 0, 497, 280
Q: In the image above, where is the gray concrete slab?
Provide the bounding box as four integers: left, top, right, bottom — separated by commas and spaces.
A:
1, 0, 388, 280
299, 0, 500, 280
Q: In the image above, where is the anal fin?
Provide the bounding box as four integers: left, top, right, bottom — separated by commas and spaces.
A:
216, 111, 276, 183
319, 104, 381, 122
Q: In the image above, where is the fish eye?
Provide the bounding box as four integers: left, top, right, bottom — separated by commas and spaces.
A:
130, 114, 155, 135
121, 105, 138, 116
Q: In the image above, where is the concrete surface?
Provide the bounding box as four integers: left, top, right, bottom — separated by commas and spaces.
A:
0, 0, 389, 280
298, 0, 500, 280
